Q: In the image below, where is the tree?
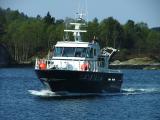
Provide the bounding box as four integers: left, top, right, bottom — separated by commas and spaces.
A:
0, 8, 7, 42
1, 7, 160, 63
123, 20, 136, 50
43, 12, 55, 25
99, 17, 124, 48
56, 19, 64, 25
146, 31, 160, 53
134, 22, 149, 55
36, 14, 41, 20
86, 18, 99, 42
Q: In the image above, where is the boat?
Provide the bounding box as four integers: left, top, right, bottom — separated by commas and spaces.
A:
35, 12, 123, 94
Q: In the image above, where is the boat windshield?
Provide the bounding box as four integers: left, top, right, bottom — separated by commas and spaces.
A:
54, 47, 63, 57
54, 47, 92, 58
63, 47, 75, 57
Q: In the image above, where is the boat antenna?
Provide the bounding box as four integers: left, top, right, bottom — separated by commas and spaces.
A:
85, 0, 88, 24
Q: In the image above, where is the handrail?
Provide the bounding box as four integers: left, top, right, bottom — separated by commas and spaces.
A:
35, 58, 121, 73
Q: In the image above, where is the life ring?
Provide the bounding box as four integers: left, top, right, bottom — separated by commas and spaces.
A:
39, 59, 46, 70
81, 63, 90, 71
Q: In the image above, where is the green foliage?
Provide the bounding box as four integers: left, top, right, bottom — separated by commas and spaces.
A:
86, 18, 99, 41
99, 17, 124, 48
146, 31, 160, 53
0, 8, 160, 63
43, 12, 55, 25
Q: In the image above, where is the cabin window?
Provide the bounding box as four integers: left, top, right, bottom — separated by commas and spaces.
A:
75, 48, 87, 57
54, 47, 63, 57
54, 47, 94, 58
75, 47, 93, 58
62, 47, 75, 57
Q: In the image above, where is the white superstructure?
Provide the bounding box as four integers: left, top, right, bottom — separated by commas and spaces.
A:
35, 12, 118, 73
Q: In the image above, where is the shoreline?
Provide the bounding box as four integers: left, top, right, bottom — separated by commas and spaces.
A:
109, 64, 160, 69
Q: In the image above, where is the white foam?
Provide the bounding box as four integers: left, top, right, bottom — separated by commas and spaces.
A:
28, 89, 56, 97
122, 88, 160, 95
28, 88, 160, 98
28, 89, 100, 98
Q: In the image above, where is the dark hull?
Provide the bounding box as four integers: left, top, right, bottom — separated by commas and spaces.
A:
35, 69, 123, 93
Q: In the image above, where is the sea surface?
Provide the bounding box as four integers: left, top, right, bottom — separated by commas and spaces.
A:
0, 68, 160, 120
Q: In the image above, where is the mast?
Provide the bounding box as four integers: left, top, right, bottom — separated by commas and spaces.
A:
64, 12, 87, 42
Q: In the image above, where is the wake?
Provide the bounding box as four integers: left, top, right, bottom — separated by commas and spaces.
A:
121, 88, 160, 95
28, 88, 160, 98
28, 89, 100, 98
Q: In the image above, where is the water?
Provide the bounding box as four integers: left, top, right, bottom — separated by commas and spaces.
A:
0, 68, 160, 120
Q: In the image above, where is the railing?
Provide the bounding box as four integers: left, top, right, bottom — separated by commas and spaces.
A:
35, 58, 121, 73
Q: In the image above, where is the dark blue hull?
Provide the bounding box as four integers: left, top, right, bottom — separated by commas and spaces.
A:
35, 69, 123, 93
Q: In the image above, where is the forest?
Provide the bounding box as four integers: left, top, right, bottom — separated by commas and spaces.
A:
0, 8, 160, 64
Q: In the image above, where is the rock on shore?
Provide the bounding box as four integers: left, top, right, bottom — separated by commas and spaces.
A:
111, 57, 158, 65
110, 57, 160, 69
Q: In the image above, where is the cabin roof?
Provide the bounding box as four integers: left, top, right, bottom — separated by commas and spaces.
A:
55, 41, 93, 47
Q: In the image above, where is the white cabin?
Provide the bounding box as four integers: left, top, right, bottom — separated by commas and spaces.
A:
35, 12, 117, 73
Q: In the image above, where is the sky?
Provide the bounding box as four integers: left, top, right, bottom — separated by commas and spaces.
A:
0, 0, 159, 28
